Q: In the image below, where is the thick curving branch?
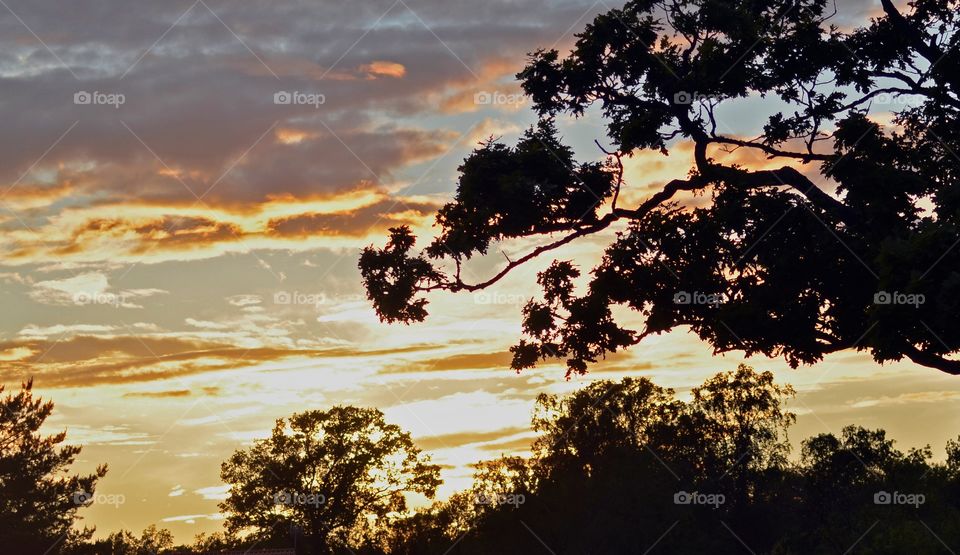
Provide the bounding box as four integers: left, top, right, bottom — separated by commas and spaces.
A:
704, 163, 858, 224
904, 346, 960, 376
444, 175, 709, 292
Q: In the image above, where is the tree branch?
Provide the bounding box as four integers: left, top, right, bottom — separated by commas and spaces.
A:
448, 176, 709, 291
904, 345, 960, 376
709, 135, 832, 162
880, 0, 960, 92
448, 215, 618, 292
700, 159, 857, 225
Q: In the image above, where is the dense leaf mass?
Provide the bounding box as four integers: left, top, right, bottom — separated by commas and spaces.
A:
219, 406, 441, 552
46, 368, 960, 554
381, 366, 960, 554
360, 0, 960, 376
0, 380, 107, 554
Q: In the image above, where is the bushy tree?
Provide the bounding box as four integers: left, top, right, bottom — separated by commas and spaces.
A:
185, 531, 234, 553
0, 379, 107, 554
531, 376, 683, 475
392, 367, 960, 554
360, 0, 960, 376
70, 525, 175, 555
219, 406, 441, 554
688, 366, 796, 504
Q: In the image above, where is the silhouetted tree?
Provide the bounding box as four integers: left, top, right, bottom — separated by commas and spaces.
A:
360, 0, 960, 376
51, 368, 960, 554
689, 366, 795, 503
70, 525, 175, 555
385, 366, 960, 554
784, 425, 957, 553
532, 376, 681, 476
184, 530, 233, 553
375, 498, 464, 555
0, 379, 107, 554
220, 406, 441, 554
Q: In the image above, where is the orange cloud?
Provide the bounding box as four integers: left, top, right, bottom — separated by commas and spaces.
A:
0, 333, 463, 388
381, 351, 515, 374
1, 193, 440, 266
437, 57, 528, 114
266, 199, 439, 238
123, 386, 221, 398
123, 389, 191, 398
359, 61, 407, 79
417, 427, 529, 451
54, 216, 243, 256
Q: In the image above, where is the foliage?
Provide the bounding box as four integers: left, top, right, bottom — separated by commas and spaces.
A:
360, 0, 960, 376
386, 366, 960, 554
52, 366, 960, 554
219, 406, 441, 553
68, 525, 175, 555
0, 379, 107, 555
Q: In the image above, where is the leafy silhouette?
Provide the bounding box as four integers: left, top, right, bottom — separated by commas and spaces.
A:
359, 0, 960, 375
0, 379, 107, 554
379, 366, 960, 554
70, 525, 175, 555
219, 406, 441, 553
49, 366, 960, 554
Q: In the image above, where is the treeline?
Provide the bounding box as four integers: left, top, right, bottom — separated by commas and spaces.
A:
4, 366, 960, 554
382, 366, 960, 554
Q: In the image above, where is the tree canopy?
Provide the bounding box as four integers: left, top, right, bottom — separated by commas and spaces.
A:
0, 379, 107, 554
219, 406, 441, 553
44, 367, 960, 554
383, 366, 960, 554
360, 0, 960, 376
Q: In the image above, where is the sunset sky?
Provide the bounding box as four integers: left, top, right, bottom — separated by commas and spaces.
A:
2, 0, 959, 543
